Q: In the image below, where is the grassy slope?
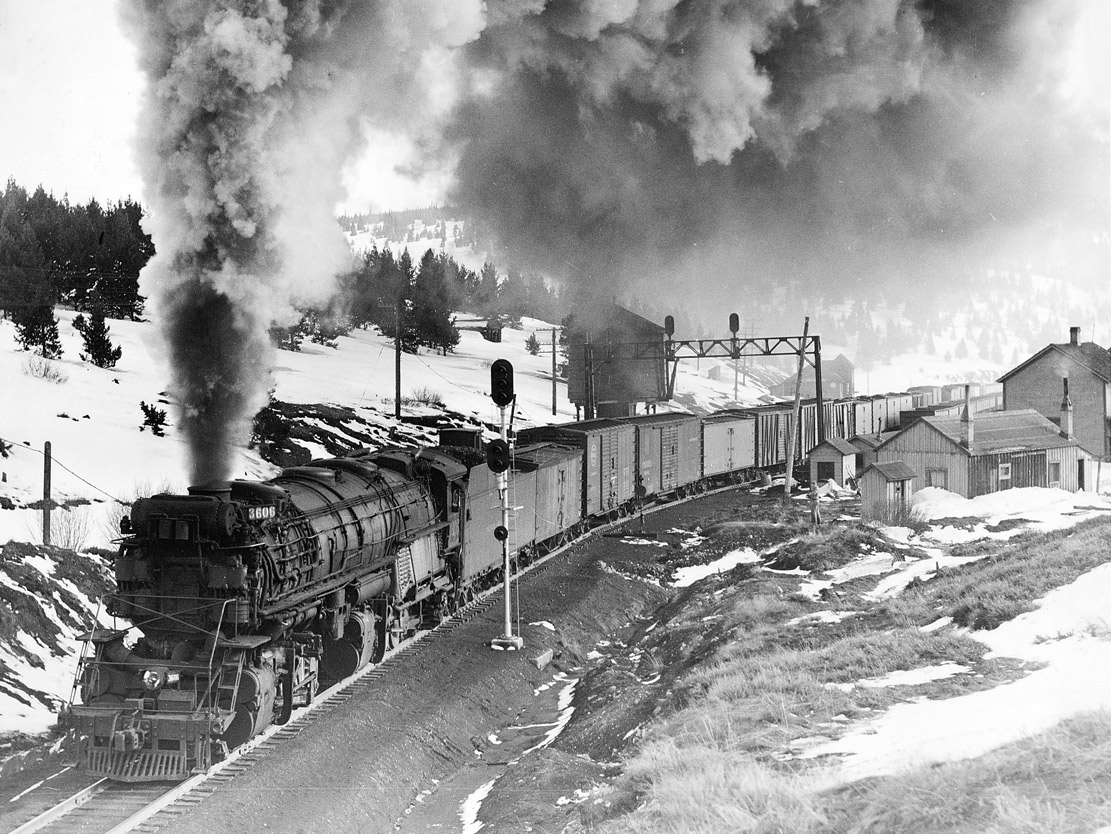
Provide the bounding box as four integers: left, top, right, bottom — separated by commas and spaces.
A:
583, 517, 1111, 833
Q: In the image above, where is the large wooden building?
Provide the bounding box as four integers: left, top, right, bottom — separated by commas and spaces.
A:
876, 406, 1092, 498
999, 326, 1111, 459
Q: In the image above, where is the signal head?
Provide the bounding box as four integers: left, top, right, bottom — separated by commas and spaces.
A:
490, 359, 515, 407
486, 438, 511, 473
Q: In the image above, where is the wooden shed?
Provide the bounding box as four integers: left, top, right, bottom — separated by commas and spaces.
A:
876, 407, 1093, 498
860, 460, 917, 522
809, 437, 857, 486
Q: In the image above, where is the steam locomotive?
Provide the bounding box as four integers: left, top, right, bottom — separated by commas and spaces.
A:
59, 390, 949, 781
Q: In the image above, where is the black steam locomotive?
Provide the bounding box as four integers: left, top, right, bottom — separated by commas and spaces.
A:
59, 447, 481, 781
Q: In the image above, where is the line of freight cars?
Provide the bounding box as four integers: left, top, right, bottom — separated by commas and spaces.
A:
508, 391, 920, 538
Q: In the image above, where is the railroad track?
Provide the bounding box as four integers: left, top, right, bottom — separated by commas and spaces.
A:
15, 482, 743, 834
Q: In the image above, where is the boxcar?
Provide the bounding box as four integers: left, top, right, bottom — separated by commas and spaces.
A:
458, 461, 497, 581
701, 412, 757, 480
517, 419, 636, 518
513, 443, 584, 548
619, 413, 702, 498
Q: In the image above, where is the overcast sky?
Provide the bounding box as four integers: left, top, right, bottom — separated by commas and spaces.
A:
0, 0, 447, 212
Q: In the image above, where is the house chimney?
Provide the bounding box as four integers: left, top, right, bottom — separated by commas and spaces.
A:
961, 384, 974, 448
1060, 377, 1074, 440
1070, 326, 1080, 346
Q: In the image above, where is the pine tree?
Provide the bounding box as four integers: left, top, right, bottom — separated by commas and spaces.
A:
413, 249, 459, 355
525, 333, 541, 356
73, 309, 122, 368
475, 261, 499, 315
14, 305, 62, 358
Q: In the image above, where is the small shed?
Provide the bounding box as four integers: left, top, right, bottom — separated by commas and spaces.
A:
860, 460, 917, 522
809, 437, 857, 486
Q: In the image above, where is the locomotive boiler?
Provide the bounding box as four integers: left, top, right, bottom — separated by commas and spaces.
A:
59, 448, 469, 781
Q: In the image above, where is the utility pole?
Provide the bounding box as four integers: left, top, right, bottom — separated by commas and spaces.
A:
783, 317, 809, 503
730, 313, 740, 403
394, 298, 402, 420
488, 360, 523, 651
42, 441, 52, 546
551, 326, 558, 416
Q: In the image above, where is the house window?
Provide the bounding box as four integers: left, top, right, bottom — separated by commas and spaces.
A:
817, 461, 835, 482
998, 463, 1012, 481
927, 469, 947, 489
1048, 462, 1061, 488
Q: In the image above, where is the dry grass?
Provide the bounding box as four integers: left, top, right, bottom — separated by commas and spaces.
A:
22, 355, 68, 384
591, 517, 1111, 834
764, 526, 920, 573
879, 517, 1111, 630
826, 710, 1111, 833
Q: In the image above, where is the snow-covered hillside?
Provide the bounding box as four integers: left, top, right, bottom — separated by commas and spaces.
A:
0, 307, 780, 554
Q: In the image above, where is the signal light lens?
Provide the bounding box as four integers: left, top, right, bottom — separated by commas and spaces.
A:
486, 439, 511, 473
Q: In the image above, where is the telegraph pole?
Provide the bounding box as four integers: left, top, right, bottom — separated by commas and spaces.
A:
551, 327, 558, 416
42, 441, 52, 546
488, 359, 523, 651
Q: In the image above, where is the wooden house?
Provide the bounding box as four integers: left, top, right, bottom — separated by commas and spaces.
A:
999, 326, 1111, 459
809, 437, 858, 486
876, 400, 1092, 497
859, 460, 916, 521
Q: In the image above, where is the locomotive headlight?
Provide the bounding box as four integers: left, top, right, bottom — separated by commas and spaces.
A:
141, 668, 180, 691
142, 669, 164, 690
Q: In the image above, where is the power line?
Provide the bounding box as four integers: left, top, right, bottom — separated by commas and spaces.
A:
0, 437, 125, 504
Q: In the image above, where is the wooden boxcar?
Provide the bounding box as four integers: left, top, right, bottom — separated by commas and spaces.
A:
459, 462, 526, 582
701, 412, 757, 479
513, 443, 584, 547
517, 419, 636, 518
620, 413, 702, 498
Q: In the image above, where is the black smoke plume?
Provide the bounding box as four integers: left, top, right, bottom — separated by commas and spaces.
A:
444, 0, 1108, 322
123, 1, 483, 484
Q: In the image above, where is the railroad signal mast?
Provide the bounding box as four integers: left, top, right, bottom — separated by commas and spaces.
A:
487, 359, 524, 651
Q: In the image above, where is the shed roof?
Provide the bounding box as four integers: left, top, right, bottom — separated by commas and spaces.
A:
850, 432, 899, 449
998, 341, 1111, 384
814, 437, 858, 455
862, 461, 917, 481
850, 435, 882, 449
884, 409, 1078, 456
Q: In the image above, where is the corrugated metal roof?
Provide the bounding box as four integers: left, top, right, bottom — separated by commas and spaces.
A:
865, 460, 917, 481
921, 409, 1076, 455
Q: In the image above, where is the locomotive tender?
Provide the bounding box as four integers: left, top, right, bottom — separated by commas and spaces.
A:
60, 392, 925, 781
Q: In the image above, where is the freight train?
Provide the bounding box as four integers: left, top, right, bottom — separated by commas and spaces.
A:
58, 388, 992, 781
